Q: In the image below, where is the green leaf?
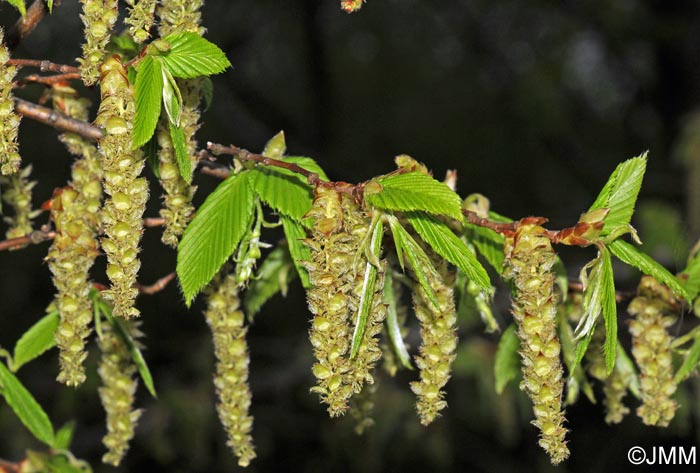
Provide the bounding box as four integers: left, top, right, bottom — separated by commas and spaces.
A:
494, 324, 520, 394
406, 211, 490, 292
559, 313, 595, 404
54, 421, 76, 450
169, 123, 191, 183
144, 132, 160, 178
162, 66, 182, 127
600, 247, 617, 374
350, 218, 383, 359
386, 215, 439, 309
201, 77, 213, 111
6, 0, 26, 16
281, 215, 311, 289
160, 32, 231, 79
365, 172, 463, 220
571, 326, 595, 377
46, 0, 52, 13
250, 157, 328, 222
108, 314, 157, 398
588, 153, 647, 235
464, 224, 504, 274
133, 56, 164, 149
674, 336, 700, 384
679, 246, 700, 301
0, 362, 54, 446
243, 244, 298, 316
609, 239, 691, 302
384, 270, 412, 370
263, 131, 286, 158
12, 311, 59, 371
178, 171, 255, 305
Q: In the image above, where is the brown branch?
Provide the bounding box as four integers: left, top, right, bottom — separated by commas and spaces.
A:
463, 209, 518, 234
14, 98, 103, 140
18, 72, 81, 86
5, 0, 57, 51
0, 457, 22, 473
138, 272, 176, 295
8, 59, 79, 74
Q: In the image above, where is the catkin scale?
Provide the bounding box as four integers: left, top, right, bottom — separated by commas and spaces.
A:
503, 219, 569, 464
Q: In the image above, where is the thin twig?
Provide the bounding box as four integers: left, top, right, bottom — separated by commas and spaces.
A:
463, 209, 518, 234
17, 72, 82, 86
0, 457, 21, 473
6, 0, 56, 51
14, 98, 103, 140
8, 59, 79, 74
138, 272, 176, 295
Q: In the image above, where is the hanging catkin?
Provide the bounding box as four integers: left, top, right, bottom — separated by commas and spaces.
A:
0, 165, 37, 240
0, 28, 21, 175
124, 0, 157, 43
78, 0, 118, 86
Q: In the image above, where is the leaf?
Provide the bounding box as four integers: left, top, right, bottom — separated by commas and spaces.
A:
54, 421, 76, 450
494, 324, 520, 394
588, 153, 647, 235
144, 132, 160, 178
384, 270, 412, 370
108, 314, 157, 398
600, 247, 617, 374
281, 215, 311, 289
12, 310, 59, 371
364, 172, 463, 220
201, 77, 213, 111
250, 157, 328, 222
679, 246, 700, 301
133, 56, 164, 149
263, 131, 286, 158
169, 123, 191, 183
162, 66, 182, 127
609, 239, 691, 302
574, 255, 605, 339
674, 336, 700, 384
464, 224, 504, 274
350, 218, 383, 358
46, 0, 52, 13
559, 313, 595, 404
571, 326, 595, 377
406, 212, 490, 291
386, 214, 439, 309
6, 0, 26, 16
243, 244, 298, 316
0, 362, 54, 446
160, 32, 231, 79
178, 171, 255, 305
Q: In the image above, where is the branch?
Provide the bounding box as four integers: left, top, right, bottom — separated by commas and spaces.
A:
463, 209, 518, 234
14, 98, 103, 140
138, 272, 176, 295
6, 0, 57, 51
17, 72, 82, 86
8, 59, 79, 74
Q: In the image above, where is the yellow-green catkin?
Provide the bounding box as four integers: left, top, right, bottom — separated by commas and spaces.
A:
98, 321, 142, 466
628, 276, 679, 427
585, 326, 631, 424
47, 85, 103, 387
1, 165, 37, 239
304, 185, 385, 416
0, 29, 21, 176
409, 249, 458, 426
96, 57, 148, 319
341, 0, 365, 13
78, 0, 118, 86
153, 0, 204, 247
124, 0, 157, 43
204, 273, 256, 467
503, 219, 569, 464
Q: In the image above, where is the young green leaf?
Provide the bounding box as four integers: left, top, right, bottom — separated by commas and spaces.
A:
559, 313, 595, 404
169, 122, 191, 183
54, 420, 76, 450
263, 130, 287, 158
494, 324, 519, 394
350, 218, 383, 359
107, 313, 157, 398
406, 211, 490, 292
608, 239, 691, 303
251, 157, 328, 222
0, 361, 54, 446
588, 153, 647, 235
600, 247, 618, 373
384, 270, 412, 370
6, 0, 26, 16
133, 55, 164, 149
12, 310, 59, 371
674, 335, 700, 384
574, 255, 605, 339
463, 224, 504, 274
46, 0, 52, 13
160, 32, 231, 79
201, 77, 214, 111
364, 172, 463, 221
281, 215, 311, 289
679, 245, 700, 301
144, 132, 160, 178
178, 171, 255, 305
571, 326, 595, 377
243, 244, 298, 316
386, 214, 439, 309
162, 65, 182, 126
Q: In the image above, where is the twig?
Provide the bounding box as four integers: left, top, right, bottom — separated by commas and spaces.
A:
138, 272, 176, 295
8, 59, 79, 74
143, 217, 166, 228
17, 72, 82, 86
6, 0, 56, 51
463, 209, 518, 234
14, 98, 103, 140
0, 457, 21, 473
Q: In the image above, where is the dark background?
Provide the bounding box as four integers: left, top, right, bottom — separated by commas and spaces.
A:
1, 0, 699, 472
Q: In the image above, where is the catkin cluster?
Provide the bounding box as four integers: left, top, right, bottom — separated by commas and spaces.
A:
627, 276, 679, 427
409, 249, 458, 426
1, 165, 37, 239
78, 0, 118, 86
96, 57, 148, 319
0, 29, 20, 176
304, 185, 385, 417
204, 273, 256, 468
585, 326, 631, 424
98, 321, 142, 466
124, 0, 157, 43
48, 85, 103, 387
503, 219, 569, 465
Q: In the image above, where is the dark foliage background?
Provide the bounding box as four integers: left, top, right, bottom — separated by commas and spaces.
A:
1, 1, 699, 472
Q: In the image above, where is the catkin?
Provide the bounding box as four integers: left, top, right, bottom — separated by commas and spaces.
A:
585, 326, 631, 424
341, 0, 365, 13
1, 165, 37, 240
48, 85, 103, 387
628, 276, 679, 427
409, 248, 458, 426
0, 29, 21, 176
96, 57, 148, 319
204, 273, 256, 468
124, 0, 157, 43
503, 218, 569, 464
98, 321, 142, 466
78, 0, 118, 86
